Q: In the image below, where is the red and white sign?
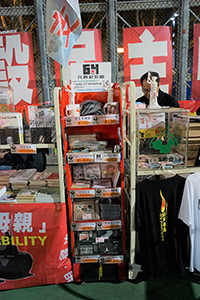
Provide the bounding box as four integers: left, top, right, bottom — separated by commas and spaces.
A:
192, 24, 200, 100
55, 29, 103, 86
0, 203, 73, 290
46, 0, 82, 68
0, 32, 38, 106
123, 26, 173, 100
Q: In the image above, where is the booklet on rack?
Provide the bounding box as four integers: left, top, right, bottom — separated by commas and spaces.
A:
91, 178, 112, 189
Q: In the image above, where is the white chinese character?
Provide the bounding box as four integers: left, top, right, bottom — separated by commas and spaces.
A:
0, 35, 29, 66
0, 34, 33, 105
21, 213, 33, 233
64, 271, 73, 282
0, 213, 10, 233
8, 65, 33, 104
129, 29, 167, 79
13, 212, 33, 233
59, 248, 68, 261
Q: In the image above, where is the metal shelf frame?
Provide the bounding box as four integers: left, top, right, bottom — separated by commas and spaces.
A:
121, 81, 200, 280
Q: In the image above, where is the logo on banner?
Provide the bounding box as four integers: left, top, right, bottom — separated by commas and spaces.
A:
46, 0, 82, 67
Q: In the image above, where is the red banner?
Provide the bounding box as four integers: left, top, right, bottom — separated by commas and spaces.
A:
192, 24, 200, 100
0, 203, 73, 290
55, 29, 103, 86
0, 32, 38, 106
123, 26, 173, 100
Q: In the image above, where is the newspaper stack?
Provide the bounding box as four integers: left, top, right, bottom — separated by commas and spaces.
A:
9, 169, 37, 191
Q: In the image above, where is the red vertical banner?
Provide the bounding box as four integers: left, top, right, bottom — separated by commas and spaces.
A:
192, 24, 200, 100
123, 26, 173, 100
0, 32, 38, 106
0, 203, 73, 290
55, 29, 103, 86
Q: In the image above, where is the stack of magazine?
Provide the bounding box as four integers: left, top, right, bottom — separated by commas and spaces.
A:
0, 190, 17, 204
16, 187, 39, 203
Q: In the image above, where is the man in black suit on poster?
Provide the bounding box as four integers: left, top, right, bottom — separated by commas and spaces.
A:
136, 71, 180, 108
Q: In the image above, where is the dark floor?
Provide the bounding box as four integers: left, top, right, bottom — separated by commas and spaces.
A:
1, 271, 200, 300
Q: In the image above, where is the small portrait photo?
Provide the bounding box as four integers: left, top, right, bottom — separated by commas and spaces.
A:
103, 102, 119, 114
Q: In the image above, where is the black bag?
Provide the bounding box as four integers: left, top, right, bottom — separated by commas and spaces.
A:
80, 100, 104, 116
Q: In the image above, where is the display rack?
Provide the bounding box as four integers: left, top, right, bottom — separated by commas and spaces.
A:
61, 84, 127, 282
121, 81, 200, 280
0, 91, 71, 290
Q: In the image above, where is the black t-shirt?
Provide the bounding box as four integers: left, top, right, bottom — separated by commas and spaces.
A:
135, 175, 187, 279
136, 89, 180, 108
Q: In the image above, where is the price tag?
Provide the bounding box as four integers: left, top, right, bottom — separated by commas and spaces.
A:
95, 188, 121, 198
75, 256, 99, 263
96, 220, 121, 230
74, 116, 93, 126
99, 255, 124, 264
11, 144, 37, 154
71, 222, 96, 231
67, 153, 94, 164
98, 114, 119, 125
70, 189, 95, 198
94, 153, 121, 163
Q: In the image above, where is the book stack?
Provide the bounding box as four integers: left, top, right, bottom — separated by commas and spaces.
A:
71, 180, 91, 189
0, 190, 17, 204
9, 169, 37, 191
0, 170, 16, 186
16, 187, 39, 203
28, 171, 52, 187
91, 178, 112, 189
46, 173, 60, 187
35, 186, 60, 203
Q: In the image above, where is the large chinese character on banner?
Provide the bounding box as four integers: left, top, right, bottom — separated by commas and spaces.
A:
123, 26, 173, 100
192, 24, 200, 100
55, 29, 103, 86
0, 203, 73, 290
0, 32, 38, 106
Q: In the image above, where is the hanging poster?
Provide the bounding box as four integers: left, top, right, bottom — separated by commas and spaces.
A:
0, 203, 73, 290
55, 29, 103, 86
192, 24, 200, 100
123, 26, 173, 100
0, 32, 38, 106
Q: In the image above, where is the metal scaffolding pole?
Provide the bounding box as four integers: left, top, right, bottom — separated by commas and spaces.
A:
35, 0, 50, 103
179, 0, 190, 100
109, 0, 117, 83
